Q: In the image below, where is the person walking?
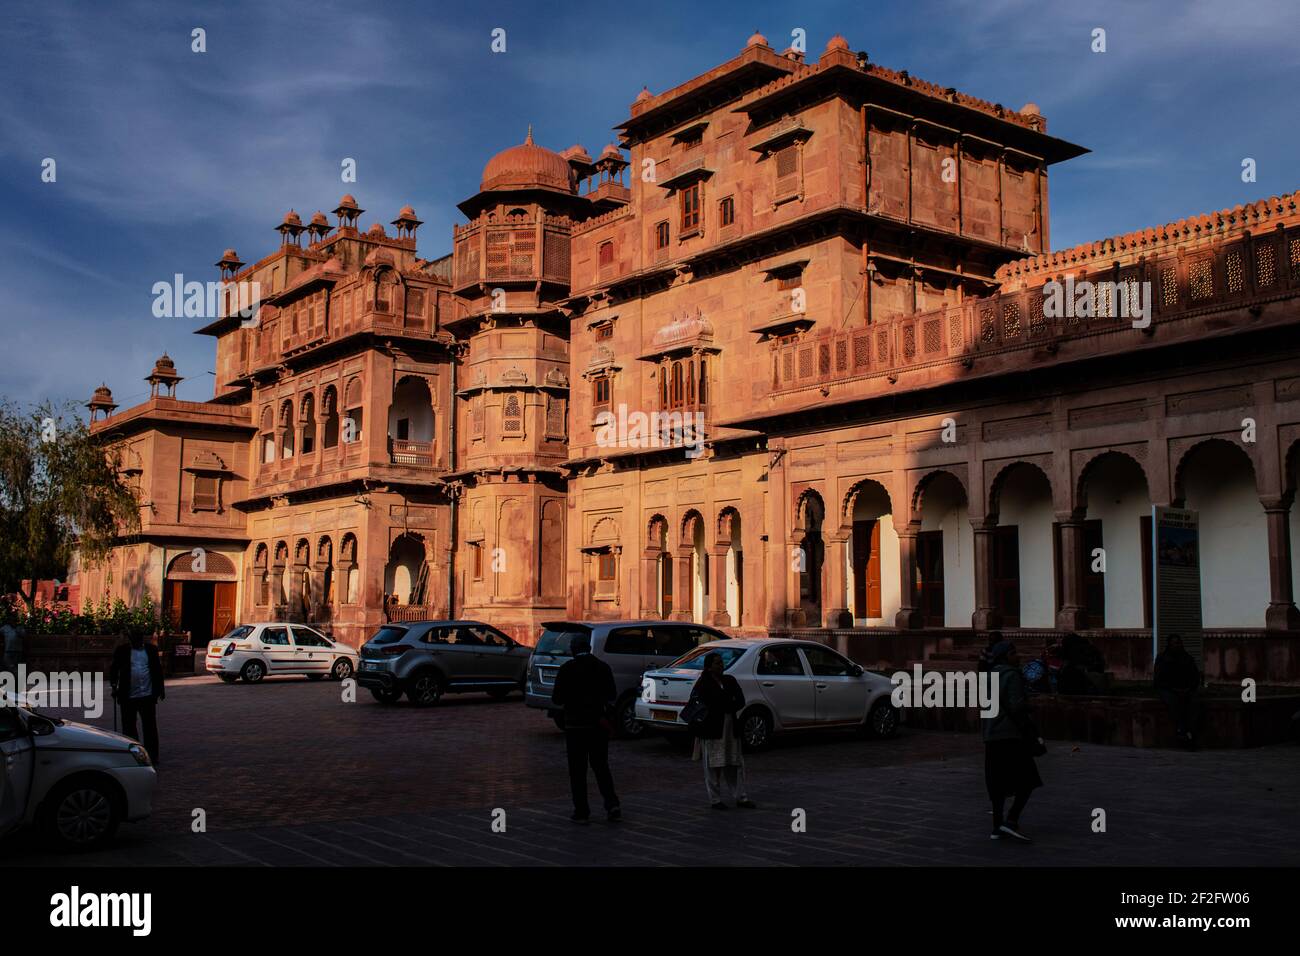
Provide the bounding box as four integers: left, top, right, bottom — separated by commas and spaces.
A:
108, 624, 166, 765
550, 634, 621, 823
1154, 633, 1200, 748
981, 640, 1042, 842
686, 652, 755, 810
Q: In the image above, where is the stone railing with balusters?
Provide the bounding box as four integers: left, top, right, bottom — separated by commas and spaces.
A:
771, 221, 1300, 395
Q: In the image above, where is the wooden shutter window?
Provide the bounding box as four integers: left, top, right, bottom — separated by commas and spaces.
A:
193, 475, 220, 512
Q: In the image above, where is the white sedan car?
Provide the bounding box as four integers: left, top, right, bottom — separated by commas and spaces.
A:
636, 639, 900, 750
206, 623, 359, 683
1, 695, 157, 850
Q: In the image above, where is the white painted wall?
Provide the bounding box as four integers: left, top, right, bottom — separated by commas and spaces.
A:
1085, 456, 1150, 627
998, 466, 1055, 628
919, 474, 975, 627
1183, 445, 1267, 627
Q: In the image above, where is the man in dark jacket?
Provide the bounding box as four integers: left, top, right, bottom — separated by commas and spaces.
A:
550, 635, 620, 823
108, 625, 165, 765
980, 641, 1043, 842
1154, 634, 1200, 747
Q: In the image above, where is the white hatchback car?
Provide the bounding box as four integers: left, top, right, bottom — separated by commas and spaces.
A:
1, 695, 157, 850
206, 623, 359, 683
636, 639, 900, 750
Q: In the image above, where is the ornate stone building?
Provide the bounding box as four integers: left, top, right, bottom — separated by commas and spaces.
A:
79, 32, 1300, 665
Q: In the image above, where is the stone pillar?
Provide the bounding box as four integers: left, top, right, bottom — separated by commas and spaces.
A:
971, 518, 1001, 630
710, 545, 731, 627
673, 547, 694, 621
1262, 497, 1300, 630
895, 528, 923, 629
825, 530, 852, 629
1055, 514, 1088, 631
640, 549, 661, 618
766, 446, 790, 629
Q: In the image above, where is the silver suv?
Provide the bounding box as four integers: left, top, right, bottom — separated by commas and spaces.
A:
525, 620, 727, 737
356, 620, 530, 705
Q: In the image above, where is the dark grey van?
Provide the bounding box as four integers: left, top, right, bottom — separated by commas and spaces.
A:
525, 620, 727, 736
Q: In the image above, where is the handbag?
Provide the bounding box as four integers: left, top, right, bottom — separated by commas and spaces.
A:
679, 697, 709, 729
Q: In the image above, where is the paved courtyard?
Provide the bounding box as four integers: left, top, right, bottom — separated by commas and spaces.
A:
4, 674, 1298, 867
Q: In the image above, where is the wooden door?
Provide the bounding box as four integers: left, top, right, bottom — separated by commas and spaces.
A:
992, 525, 1020, 626
164, 579, 183, 630
212, 582, 237, 643
917, 530, 945, 626
852, 520, 882, 619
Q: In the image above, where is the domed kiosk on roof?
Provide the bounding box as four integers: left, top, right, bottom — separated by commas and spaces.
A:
480, 127, 574, 194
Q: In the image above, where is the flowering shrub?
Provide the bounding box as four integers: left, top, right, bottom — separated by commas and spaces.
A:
1, 593, 163, 636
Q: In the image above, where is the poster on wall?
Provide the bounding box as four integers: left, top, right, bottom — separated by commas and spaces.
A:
1152, 505, 1203, 669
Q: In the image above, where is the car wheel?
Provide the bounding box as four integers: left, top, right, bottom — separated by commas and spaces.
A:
616, 696, 645, 739
41, 777, 122, 850
240, 660, 266, 684
331, 658, 354, 681
217, 675, 238, 684
740, 708, 774, 751
370, 687, 402, 704
407, 671, 444, 706
868, 698, 900, 739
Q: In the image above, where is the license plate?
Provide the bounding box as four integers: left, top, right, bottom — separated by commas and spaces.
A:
360, 661, 377, 670
652, 709, 677, 722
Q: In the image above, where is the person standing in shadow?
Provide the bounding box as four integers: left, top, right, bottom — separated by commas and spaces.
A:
687, 651, 755, 810
551, 634, 621, 824
108, 624, 166, 765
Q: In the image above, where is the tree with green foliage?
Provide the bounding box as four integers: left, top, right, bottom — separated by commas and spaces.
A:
0, 400, 141, 612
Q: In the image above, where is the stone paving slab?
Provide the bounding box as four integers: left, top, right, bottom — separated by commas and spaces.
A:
3, 676, 1297, 867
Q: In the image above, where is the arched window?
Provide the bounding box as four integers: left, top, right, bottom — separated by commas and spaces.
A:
322, 385, 339, 448
343, 377, 364, 444
260, 407, 275, 464
279, 400, 295, 459
340, 533, 359, 604
300, 393, 316, 454
254, 544, 269, 606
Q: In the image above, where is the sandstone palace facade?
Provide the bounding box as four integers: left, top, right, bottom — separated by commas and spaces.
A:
76, 32, 1300, 655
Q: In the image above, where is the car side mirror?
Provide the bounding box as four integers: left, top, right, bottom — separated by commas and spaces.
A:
851, 664, 864, 677
27, 714, 56, 736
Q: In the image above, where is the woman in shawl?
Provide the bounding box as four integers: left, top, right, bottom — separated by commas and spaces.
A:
687, 652, 756, 810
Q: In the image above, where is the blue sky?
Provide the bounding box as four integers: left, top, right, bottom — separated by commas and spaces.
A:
1, 0, 1296, 409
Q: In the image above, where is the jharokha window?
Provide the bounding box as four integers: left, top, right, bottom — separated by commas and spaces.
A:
192, 475, 220, 512
719, 196, 735, 227
660, 355, 708, 412
592, 375, 611, 410
655, 221, 670, 249
680, 183, 701, 233
597, 552, 616, 582
598, 241, 614, 267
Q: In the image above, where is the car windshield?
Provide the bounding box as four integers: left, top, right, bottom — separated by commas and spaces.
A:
368, 626, 409, 645
221, 625, 254, 641
666, 645, 746, 671
535, 626, 591, 657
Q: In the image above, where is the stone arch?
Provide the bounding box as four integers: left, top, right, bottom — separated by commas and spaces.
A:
385, 532, 427, 605
1172, 437, 1259, 505
1075, 449, 1150, 515
842, 478, 890, 530
679, 508, 705, 548
716, 506, 741, 546
793, 487, 824, 534
340, 533, 359, 604
987, 459, 1053, 519
253, 543, 270, 606
646, 513, 669, 549
165, 550, 237, 581
538, 498, 564, 598
911, 470, 965, 524
591, 515, 620, 546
